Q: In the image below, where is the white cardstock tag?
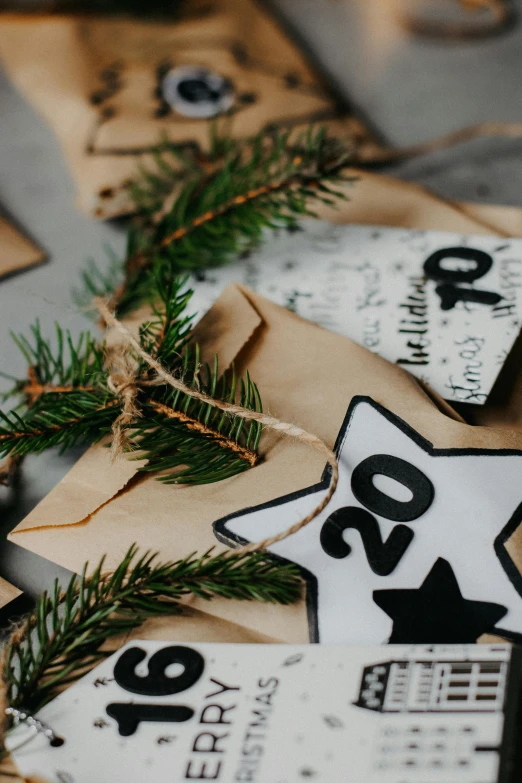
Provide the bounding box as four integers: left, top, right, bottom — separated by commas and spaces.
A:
187, 222, 522, 404
216, 398, 522, 646
8, 641, 521, 783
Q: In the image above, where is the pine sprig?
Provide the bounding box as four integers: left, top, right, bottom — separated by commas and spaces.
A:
79, 126, 354, 315
3, 544, 301, 718
128, 123, 235, 218
0, 275, 262, 483
0, 323, 116, 456
137, 355, 262, 484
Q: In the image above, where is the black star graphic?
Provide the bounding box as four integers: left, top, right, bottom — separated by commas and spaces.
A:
373, 558, 507, 643
215, 397, 522, 644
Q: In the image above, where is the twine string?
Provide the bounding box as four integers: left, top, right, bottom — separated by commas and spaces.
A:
95, 298, 339, 555
104, 345, 142, 460
400, 0, 513, 40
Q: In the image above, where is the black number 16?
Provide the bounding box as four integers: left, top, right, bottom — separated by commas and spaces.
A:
106, 645, 204, 736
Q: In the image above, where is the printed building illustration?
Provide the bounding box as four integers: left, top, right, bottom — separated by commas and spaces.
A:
355, 657, 507, 713
354, 647, 513, 781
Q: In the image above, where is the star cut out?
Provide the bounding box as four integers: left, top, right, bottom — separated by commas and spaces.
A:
373, 558, 507, 643
214, 397, 522, 644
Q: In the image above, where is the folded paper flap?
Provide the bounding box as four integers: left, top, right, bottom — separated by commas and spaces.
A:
0, 216, 45, 278
190, 282, 263, 371
232, 284, 463, 447
0, 576, 21, 609
10, 285, 263, 533
11, 441, 141, 533
313, 171, 505, 235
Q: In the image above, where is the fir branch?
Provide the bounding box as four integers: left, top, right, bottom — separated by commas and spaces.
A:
79, 126, 354, 315
3, 545, 301, 719
128, 126, 232, 219
0, 275, 263, 483
137, 358, 262, 483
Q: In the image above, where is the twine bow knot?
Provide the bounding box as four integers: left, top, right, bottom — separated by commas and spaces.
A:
104, 346, 142, 460
96, 298, 339, 555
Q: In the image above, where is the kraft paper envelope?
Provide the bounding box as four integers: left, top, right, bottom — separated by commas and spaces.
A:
0, 0, 378, 218
312, 169, 522, 239
0, 216, 45, 279
0, 576, 20, 612
0, 575, 33, 631
10, 281, 522, 647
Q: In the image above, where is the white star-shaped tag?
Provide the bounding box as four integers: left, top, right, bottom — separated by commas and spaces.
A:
215, 397, 522, 644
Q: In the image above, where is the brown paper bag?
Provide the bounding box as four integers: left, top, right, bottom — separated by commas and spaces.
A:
9, 282, 522, 647
0, 0, 378, 218
0, 216, 45, 279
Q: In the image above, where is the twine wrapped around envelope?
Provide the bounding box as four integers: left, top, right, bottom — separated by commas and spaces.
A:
96, 298, 339, 555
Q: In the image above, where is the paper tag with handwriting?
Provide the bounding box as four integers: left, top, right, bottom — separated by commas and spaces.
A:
188, 223, 522, 404
8, 641, 521, 783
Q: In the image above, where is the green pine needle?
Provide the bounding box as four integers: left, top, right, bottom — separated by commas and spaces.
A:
0, 274, 262, 484
77, 125, 354, 315
3, 544, 302, 718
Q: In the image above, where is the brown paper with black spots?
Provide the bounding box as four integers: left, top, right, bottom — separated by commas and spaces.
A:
0, 0, 380, 218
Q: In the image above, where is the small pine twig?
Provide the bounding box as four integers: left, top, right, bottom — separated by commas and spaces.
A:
1, 545, 301, 722
79, 126, 354, 315
0, 275, 263, 484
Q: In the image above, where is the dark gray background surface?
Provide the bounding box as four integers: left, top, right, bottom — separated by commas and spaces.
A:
1, 0, 522, 600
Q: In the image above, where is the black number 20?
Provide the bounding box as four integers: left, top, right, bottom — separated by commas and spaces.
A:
320, 454, 434, 575
106, 645, 204, 736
